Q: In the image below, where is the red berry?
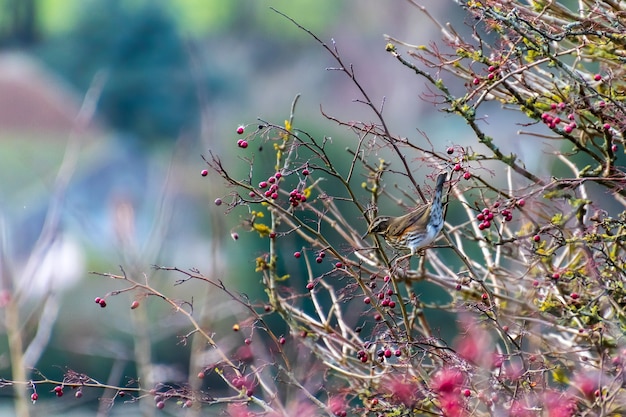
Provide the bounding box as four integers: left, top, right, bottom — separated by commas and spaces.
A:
236, 126, 245, 134
306, 282, 315, 290
570, 292, 579, 299
472, 77, 480, 85
374, 313, 382, 321
603, 123, 611, 131
75, 390, 83, 398
488, 65, 496, 72
594, 74, 602, 81
388, 301, 396, 308
94, 297, 102, 304
453, 163, 462, 172
130, 300, 139, 310
446, 146, 454, 154
201, 169, 208, 177
184, 400, 193, 408
315, 257, 323, 264
517, 198, 525, 207
244, 338, 252, 345
259, 181, 268, 189
279, 337, 286, 345
533, 235, 541, 242
271, 193, 278, 199
482, 293, 488, 300
463, 171, 471, 180
214, 198, 222, 206
238, 140, 248, 148
364, 297, 371, 304
384, 349, 392, 358
197, 371, 205, 379
464, 389, 471, 397
335, 262, 343, 268
269, 232, 277, 239
552, 272, 560, 280
294, 251, 301, 258
612, 144, 618, 152
99, 299, 107, 308
302, 169, 310, 176
31, 393, 38, 402
156, 401, 165, 409
274, 172, 282, 179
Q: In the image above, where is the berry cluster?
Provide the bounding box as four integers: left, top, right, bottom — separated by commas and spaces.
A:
471, 64, 500, 85
257, 172, 282, 200
289, 188, 307, 207
94, 296, 107, 308
541, 102, 577, 133
476, 199, 524, 230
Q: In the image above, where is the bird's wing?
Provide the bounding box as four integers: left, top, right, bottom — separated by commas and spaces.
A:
386, 204, 431, 235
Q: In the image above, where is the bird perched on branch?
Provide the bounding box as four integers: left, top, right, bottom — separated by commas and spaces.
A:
363, 172, 447, 261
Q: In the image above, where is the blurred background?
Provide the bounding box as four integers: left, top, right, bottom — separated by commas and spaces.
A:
0, 0, 478, 415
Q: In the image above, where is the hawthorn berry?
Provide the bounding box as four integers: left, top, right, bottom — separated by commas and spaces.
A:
214, 198, 222, 206
31, 393, 38, 402
130, 300, 140, 310
533, 234, 541, 242
463, 171, 471, 180
302, 168, 310, 176
294, 251, 301, 258
201, 169, 208, 177
99, 299, 107, 308
446, 146, 454, 154
156, 401, 165, 409
236, 125, 245, 134
594, 74, 602, 81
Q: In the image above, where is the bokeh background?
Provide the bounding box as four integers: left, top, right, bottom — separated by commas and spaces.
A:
0, 1, 498, 415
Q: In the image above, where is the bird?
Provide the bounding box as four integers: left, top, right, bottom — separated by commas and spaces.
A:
363, 172, 448, 261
